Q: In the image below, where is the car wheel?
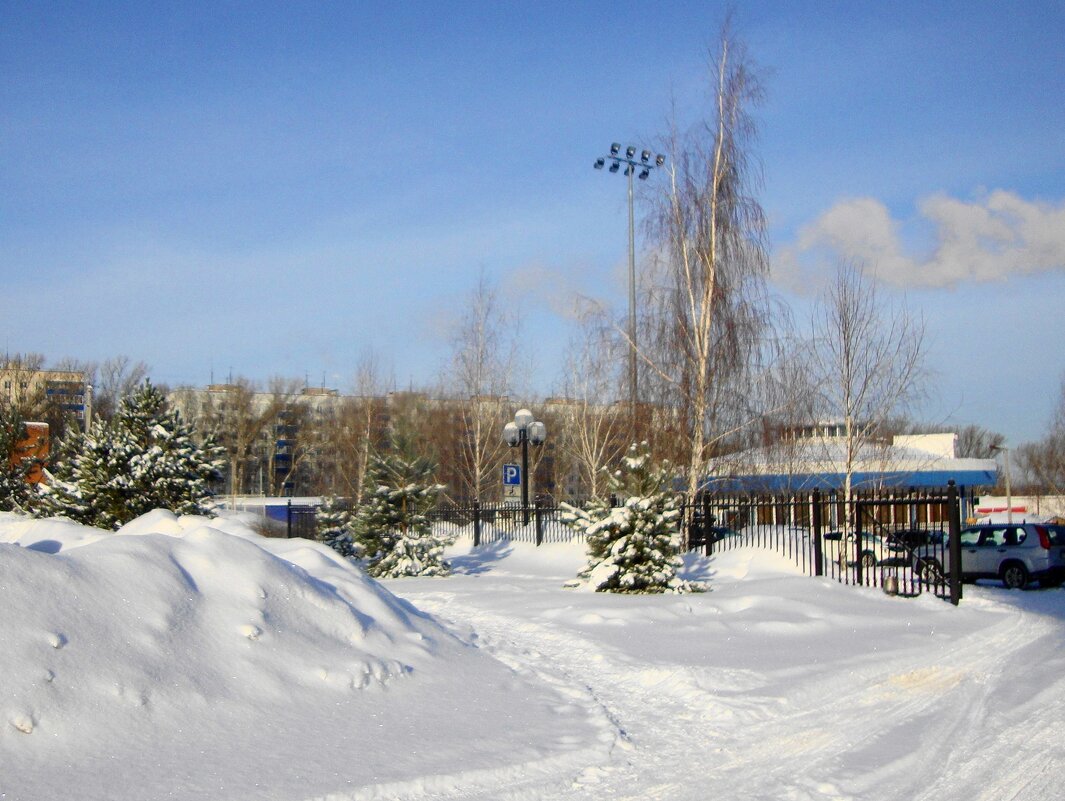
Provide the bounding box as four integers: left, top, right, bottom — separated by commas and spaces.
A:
860, 552, 876, 570
1001, 562, 1029, 590
918, 558, 941, 584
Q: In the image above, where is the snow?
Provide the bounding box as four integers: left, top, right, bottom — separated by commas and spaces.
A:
3, 511, 1065, 800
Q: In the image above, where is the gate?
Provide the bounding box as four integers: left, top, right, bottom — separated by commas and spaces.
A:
689, 482, 964, 604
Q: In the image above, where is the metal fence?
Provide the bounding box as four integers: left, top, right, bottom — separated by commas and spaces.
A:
688, 483, 963, 604
430, 498, 582, 546
433, 483, 965, 604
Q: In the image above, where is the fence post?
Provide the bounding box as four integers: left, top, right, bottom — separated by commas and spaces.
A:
701, 492, 712, 554
947, 480, 963, 605
812, 488, 823, 576
854, 498, 864, 585
534, 495, 544, 547
473, 500, 482, 548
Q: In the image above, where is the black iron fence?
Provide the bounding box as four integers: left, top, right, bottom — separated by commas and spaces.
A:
688, 483, 964, 604
430, 498, 579, 546
432, 483, 965, 604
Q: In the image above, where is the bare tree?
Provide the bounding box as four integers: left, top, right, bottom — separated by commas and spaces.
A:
1018, 374, 1065, 495
317, 351, 389, 502
441, 273, 519, 501
643, 20, 774, 497
808, 261, 926, 522
554, 305, 627, 500
184, 377, 295, 496
955, 424, 1007, 460
1, 353, 48, 415
93, 356, 151, 422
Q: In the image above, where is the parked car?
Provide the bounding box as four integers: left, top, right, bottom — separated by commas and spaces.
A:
1044, 525, 1065, 586
821, 529, 895, 570
915, 523, 1062, 589
885, 528, 945, 552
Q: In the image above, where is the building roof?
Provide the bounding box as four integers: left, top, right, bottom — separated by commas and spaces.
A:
705, 433, 998, 493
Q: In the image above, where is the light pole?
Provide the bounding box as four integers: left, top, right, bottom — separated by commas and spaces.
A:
594, 143, 666, 426
503, 408, 546, 525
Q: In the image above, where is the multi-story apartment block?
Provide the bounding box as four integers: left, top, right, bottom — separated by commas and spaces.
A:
0, 365, 91, 428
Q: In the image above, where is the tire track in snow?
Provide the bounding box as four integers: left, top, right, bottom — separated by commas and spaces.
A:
404, 587, 1063, 801
408, 593, 766, 801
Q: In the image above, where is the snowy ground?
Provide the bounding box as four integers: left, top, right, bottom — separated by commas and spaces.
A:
3, 512, 1064, 800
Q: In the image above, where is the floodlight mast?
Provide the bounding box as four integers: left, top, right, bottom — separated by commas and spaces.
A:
593, 143, 667, 430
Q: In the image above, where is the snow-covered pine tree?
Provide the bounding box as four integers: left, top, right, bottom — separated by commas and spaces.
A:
315, 495, 358, 559
38, 382, 224, 529
0, 403, 42, 513
562, 442, 702, 593
351, 447, 448, 578
37, 422, 107, 525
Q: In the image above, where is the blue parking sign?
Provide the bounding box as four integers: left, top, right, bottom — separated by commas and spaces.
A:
503, 464, 521, 485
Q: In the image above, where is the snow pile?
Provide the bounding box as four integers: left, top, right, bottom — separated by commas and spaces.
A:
0, 512, 602, 801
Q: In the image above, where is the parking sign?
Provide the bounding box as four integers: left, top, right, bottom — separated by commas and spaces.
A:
503, 463, 521, 499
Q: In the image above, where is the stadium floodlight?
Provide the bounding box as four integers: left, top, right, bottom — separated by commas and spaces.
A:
591, 142, 668, 429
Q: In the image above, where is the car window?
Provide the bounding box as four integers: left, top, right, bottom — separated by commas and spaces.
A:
1006, 527, 1027, 545
978, 528, 1006, 547
960, 528, 983, 546
1046, 525, 1065, 546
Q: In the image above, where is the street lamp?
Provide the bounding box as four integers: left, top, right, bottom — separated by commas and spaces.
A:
594, 143, 667, 427
503, 408, 546, 525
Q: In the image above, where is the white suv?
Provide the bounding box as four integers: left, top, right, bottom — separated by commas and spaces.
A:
917, 523, 1059, 589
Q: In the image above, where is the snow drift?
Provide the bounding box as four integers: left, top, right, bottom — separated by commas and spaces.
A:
0, 511, 601, 801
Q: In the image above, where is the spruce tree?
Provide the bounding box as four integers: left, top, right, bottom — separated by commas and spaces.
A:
0, 403, 42, 513
315, 495, 357, 559
563, 443, 702, 593
39, 382, 224, 529
351, 447, 448, 578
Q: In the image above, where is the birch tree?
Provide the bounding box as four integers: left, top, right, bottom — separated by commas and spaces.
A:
644, 21, 773, 498
442, 273, 519, 501
555, 306, 627, 500
808, 261, 926, 524
324, 351, 388, 503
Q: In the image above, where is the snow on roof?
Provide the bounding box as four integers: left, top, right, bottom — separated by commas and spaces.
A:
709, 434, 998, 491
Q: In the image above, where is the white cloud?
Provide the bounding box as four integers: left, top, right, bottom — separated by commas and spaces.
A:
775, 191, 1065, 291
505, 261, 595, 321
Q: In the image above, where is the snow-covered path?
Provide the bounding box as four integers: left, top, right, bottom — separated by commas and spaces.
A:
390, 544, 1065, 801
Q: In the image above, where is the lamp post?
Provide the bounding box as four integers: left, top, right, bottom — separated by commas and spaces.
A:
503, 408, 546, 525
594, 143, 666, 427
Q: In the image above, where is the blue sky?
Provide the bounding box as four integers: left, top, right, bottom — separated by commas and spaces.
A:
2, 1, 1064, 446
